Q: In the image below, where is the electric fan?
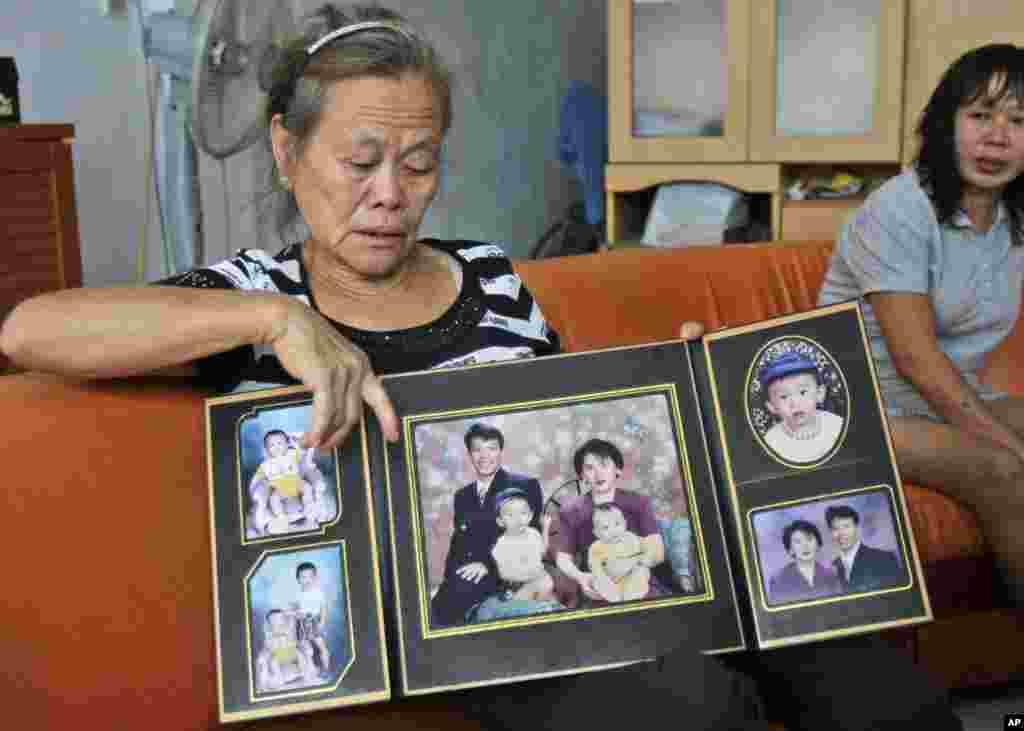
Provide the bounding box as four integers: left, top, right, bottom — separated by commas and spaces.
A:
136, 0, 295, 275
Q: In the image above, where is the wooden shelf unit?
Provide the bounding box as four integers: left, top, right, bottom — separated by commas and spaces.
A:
0, 123, 83, 372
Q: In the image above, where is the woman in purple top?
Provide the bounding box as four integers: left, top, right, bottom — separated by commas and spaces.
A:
768, 520, 842, 605
553, 438, 667, 603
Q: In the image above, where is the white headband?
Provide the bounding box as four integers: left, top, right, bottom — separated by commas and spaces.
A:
306, 21, 415, 57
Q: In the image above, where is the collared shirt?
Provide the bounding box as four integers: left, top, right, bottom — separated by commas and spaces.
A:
817, 168, 1024, 418
475, 476, 496, 504
838, 540, 862, 581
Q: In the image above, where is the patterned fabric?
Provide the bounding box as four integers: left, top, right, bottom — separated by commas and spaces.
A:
157, 239, 560, 391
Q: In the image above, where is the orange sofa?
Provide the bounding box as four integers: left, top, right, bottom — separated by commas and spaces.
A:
4, 241, 1021, 730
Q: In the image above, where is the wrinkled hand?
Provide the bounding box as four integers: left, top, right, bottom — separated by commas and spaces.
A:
456, 562, 489, 583
268, 298, 399, 452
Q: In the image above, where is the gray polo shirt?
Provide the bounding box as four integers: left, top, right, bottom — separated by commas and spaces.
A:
817, 168, 1024, 418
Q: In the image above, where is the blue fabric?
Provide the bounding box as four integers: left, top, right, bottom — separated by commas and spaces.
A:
558, 80, 607, 226
817, 168, 1024, 417
658, 516, 693, 587
470, 595, 562, 623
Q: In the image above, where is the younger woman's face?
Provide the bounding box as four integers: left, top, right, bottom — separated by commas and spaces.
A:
956, 74, 1024, 197
580, 454, 621, 498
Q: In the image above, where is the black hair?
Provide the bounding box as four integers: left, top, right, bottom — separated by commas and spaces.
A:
573, 438, 624, 478
824, 504, 860, 528
296, 562, 318, 579
263, 429, 289, 448
464, 423, 504, 451
782, 520, 823, 552
915, 43, 1024, 246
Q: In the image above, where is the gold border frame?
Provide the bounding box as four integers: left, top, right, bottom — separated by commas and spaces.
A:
243, 540, 356, 702
379, 342, 749, 695
702, 302, 932, 648
206, 385, 390, 723
236, 400, 344, 546
748, 483, 915, 614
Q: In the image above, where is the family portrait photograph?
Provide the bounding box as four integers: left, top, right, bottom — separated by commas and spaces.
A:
751, 487, 911, 609
246, 542, 352, 698
376, 342, 746, 694
408, 390, 709, 632
237, 402, 342, 542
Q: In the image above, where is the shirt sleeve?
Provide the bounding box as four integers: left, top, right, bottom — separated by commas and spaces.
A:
152, 250, 277, 392
835, 179, 935, 298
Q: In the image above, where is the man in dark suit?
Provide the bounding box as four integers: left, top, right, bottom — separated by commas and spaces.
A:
430, 423, 544, 627
826, 504, 905, 593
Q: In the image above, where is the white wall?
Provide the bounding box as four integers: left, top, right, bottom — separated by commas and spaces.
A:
200, 0, 607, 265
2, 0, 605, 285
0, 0, 161, 285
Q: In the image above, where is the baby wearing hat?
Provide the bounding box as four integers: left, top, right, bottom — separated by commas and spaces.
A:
759, 350, 844, 464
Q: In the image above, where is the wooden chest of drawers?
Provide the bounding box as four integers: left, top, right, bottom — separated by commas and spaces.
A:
0, 124, 82, 371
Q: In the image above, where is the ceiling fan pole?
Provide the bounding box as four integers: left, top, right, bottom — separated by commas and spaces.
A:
144, 11, 195, 80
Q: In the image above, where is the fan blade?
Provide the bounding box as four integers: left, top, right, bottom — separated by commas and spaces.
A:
190, 0, 296, 159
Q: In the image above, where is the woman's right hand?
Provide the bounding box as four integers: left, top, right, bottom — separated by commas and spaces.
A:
267, 297, 399, 452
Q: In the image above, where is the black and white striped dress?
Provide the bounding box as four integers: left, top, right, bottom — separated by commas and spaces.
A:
159, 239, 561, 392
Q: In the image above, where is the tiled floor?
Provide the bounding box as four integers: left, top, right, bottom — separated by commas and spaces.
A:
952, 682, 1023, 730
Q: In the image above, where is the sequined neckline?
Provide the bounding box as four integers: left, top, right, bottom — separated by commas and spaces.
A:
297, 242, 487, 356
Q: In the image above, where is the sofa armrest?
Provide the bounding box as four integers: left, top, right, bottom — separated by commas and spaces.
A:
1, 373, 221, 728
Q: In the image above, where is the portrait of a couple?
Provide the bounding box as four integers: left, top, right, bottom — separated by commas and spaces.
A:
756, 495, 908, 607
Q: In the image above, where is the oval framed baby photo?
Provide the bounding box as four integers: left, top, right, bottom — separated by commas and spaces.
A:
744, 336, 850, 469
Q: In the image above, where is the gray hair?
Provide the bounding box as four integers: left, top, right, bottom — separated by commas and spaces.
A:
260, 3, 452, 241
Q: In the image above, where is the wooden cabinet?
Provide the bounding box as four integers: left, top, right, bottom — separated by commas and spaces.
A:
0, 124, 82, 371
747, 0, 905, 163
606, 0, 906, 242
608, 0, 751, 164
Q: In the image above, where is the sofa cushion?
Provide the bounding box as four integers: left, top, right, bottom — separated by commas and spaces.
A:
514, 241, 833, 353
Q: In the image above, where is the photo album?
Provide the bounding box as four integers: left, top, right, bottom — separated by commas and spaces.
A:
204, 300, 931, 722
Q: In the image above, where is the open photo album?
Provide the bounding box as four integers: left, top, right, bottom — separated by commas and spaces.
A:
205, 300, 930, 722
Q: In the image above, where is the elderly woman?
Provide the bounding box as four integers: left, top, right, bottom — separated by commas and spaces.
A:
1, 4, 556, 455
0, 5, 961, 731
768, 520, 842, 605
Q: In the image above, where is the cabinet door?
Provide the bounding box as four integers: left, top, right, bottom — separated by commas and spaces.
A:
748, 0, 905, 162
903, 1, 1024, 165
608, 0, 751, 163
0, 138, 82, 320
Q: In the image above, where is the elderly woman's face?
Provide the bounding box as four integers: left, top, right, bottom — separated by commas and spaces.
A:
277, 73, 443, 279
